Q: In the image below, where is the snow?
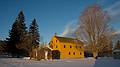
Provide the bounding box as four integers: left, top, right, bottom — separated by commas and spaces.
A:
113, 49, 120, 52
94, 57, 120, 67
23, 57, 30, 60
0, 57, 120, 67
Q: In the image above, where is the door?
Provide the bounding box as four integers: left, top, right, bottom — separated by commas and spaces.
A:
52, 50, 60, 59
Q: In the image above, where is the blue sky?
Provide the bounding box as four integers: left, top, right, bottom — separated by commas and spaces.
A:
0, 0, 120, 43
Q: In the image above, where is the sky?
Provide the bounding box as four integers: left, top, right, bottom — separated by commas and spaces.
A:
0, 0, 120, 43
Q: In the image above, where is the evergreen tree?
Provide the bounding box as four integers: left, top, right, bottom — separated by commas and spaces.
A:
7, 11, 28, 57
0, 40, 7, 53
29, 19, 40, 49
114, 40, 120, 50
7, 19, 19, 56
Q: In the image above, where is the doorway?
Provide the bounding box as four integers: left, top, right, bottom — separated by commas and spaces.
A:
52, 50, 60, 59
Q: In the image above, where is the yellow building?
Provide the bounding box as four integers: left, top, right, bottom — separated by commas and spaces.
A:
49, 34, 84, 59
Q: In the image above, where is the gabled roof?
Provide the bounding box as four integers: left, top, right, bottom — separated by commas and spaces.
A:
54, 36, 84, 45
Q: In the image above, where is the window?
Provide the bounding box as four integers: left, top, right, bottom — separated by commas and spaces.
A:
73, 52, 75, 55
64, 45, 66, 48
69, 52, 71, 55
56, 40, 57, 43
50, 45, 53, 49
56, 45, 58, 48
80, 52, 81, 55
70, 45, 72, 48
80, 46, 81, 48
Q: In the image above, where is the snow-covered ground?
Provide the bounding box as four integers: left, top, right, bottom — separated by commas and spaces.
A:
0, 57, 120, 67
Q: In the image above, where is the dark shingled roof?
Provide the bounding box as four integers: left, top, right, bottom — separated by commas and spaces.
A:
55, 36, 83, 45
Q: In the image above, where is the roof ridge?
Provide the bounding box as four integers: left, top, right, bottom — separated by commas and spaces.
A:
55, 36, 76, 39
54, 35, 83, 44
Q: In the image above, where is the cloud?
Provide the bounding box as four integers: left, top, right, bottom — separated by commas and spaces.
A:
112, 30, 120, 43
104, 1, 120, 39
112, 30, 120, 35
62, 1, 120, 38
61, 19, 79, 37
61, 23, 72, 36
104, 1, 120, 22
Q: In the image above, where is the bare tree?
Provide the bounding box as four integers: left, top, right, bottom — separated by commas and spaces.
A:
75, 5, 113, 57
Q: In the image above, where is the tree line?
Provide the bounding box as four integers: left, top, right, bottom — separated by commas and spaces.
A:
0, 11, 40, 57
